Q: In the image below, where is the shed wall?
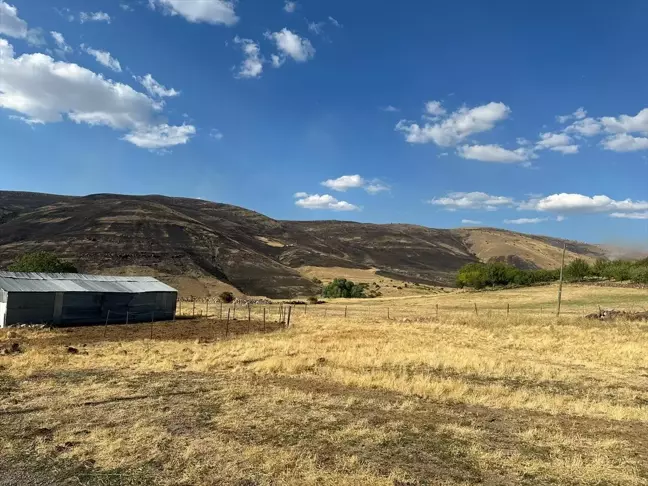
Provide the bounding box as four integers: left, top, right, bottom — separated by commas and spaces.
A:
4, 291, 177, 326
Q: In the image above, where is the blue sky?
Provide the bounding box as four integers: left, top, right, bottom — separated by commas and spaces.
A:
1, 0, 647, 245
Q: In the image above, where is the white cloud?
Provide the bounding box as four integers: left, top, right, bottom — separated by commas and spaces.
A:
150, 0, 238, 25
556, 215, 566, 222
267, 28, 315, 63
136, 74, 179, 98
294, 193, 359, 211
51, 31, 72, 55
565, 117, 602, 137
457, 144, 532, 163
461, 219, 482, 225
322, 175, 365, 192
79, 11, 111, 23
536, 132, 579, 154
308, 21, 325, 35
504, 218, 548, 224
600, 108, 648, 135
233, 36, 263, 78
320, 174, 389, 194
556, 107, 587, 124
610, 212, 648, 220
329, 16, 341, 28
396, 102, 511, 147
284, 1, 297, 13
425, 100, 446, 116
83, 45, 122, 72
0, 1, 43, 45
601, 133, 648, 152
430, 192, 515, 211
123, 124, 195, 149
365, 182, 390, 195
381, 105, 400, 113
0, 38, 193, 149
120, 4, 134, 12
209, 128, 223, 140
270, 54, 284, 68
525, 193, 648, 214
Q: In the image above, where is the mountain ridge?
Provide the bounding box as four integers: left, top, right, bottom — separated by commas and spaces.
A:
0, 190, 609, 297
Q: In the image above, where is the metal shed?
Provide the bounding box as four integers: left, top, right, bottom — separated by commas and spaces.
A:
0, 272, 177, 327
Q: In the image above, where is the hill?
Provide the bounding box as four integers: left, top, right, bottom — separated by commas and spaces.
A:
0, 191, 608, 297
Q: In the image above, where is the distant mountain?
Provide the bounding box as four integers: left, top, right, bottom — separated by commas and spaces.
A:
0, 191, 608, 297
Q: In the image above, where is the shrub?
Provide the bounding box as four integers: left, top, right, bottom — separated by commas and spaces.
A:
219, 291, 234, 303
8, 252, 78, 273
322, 278, 367, 299
307, 296, 319, 305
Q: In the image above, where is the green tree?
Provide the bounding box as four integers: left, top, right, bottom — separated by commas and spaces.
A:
322, 278, 367, 298
565, 258, 591, 281
8, 252, 77, 273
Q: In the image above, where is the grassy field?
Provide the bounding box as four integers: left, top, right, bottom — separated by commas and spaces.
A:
1, 284, 648, 485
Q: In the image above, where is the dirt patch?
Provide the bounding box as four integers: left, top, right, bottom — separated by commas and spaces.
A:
586, 309, 648, 322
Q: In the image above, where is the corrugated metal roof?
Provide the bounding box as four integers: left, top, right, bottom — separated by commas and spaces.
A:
0, 272, 177, 294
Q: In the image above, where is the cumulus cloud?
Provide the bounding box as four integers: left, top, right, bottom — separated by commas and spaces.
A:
294, 193, 359, 211
0, 38, 194, 149
396, 102, 511, 147
123, 124, 195, 149
430, 192, 516, 211
504, 217, 548, 224
51, 31, 72, 55
457, 144, 533, 163
557, 107, 587, 124
600, 108, 648, 135
523, 193, 648, 213
461, 219, 482, 225
233, 36, 263, 78
381, 105, 400, 113
0, 1, 43, 45
209, 128, 223, 140
601, 133, 648, 152
565, 117, 602, 137
150, 0, 238, 25
425, 100, 446, 116
322, 175, 365, 191
83, 45, 122, 72
79, 11, 111, 23
321, 175, 390, 194
284, 1, 297, 13
610, 212, 648, 220
136, 74, 179, 98
266, 28, 315, 63
536, 132, 579, 154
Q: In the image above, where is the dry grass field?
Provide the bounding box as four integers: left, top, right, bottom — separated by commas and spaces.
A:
1, 284, 648, 485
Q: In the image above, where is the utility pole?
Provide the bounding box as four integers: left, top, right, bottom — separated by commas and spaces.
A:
556, 243, 566, 316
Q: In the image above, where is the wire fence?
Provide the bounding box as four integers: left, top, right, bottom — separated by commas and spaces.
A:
175, 300, 647, 321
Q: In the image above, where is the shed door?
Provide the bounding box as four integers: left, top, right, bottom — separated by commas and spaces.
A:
0, 301, 6, 328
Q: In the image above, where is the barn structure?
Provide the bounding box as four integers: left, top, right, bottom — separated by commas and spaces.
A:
0, 272, 177, 327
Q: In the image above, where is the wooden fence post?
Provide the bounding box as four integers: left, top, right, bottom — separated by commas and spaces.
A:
474, 303, 478, 315
226, 309, 230, 337
263, 308, 266, 333
126, 310, 129, 325
304, 304, 307, 315
345, 306, 348, 318
103, 310, 110, 338
387, 307, 390, 320
233, 304, 236, 320
150, 311, 155, 340
248, 304, 251, 322
286, 306, 292, 328
192, 300, 196, 318
507, 303, 510, 317
436, 304, 439, 318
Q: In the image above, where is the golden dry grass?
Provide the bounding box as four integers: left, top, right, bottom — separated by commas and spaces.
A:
2, 286, 648, 485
